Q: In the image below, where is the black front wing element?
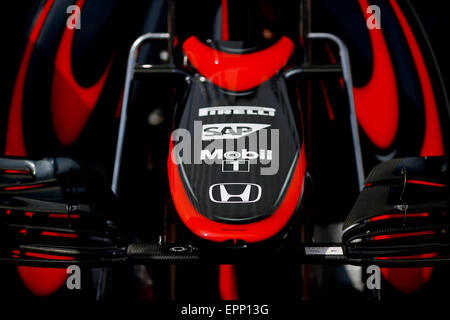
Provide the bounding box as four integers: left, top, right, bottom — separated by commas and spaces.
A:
0, 157, 449, 268
2, 242, 450, 268
0, 157, 124, 266
343, 157, 449, 262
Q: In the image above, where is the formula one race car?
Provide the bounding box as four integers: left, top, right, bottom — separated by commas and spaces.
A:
0, 0, 449, 301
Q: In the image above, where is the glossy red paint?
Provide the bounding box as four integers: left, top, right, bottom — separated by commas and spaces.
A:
407, 179, 446, 188
25, 211, 34, 218
376, 253, 437, 294
41, 231, 78, 239
369, 212, 428, 222
377, 225, 436, 293
219, 264, 238, 300
18, 253, 74, 297
4, 0, 78, 296
114, 89, 124, 119
353, 0, 398, 150
48, 213, 69, 218
183, 36, 293, 92
3, 184, 45, 191
221, 0, 229, 41
373, 0, 446, 294
2, 169, 30, 174
51, 0, 113, 146
372, 230, 434, 241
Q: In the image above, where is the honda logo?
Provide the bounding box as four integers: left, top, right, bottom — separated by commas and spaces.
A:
209, 183, 262, 203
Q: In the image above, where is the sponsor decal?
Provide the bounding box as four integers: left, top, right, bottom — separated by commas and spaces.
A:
202, 123, 270, 141
171, 121, 279, 175
199, 106, 275, 117
209, 183, 262, 203
222, 160, 250, 172
200, 149, 272, 161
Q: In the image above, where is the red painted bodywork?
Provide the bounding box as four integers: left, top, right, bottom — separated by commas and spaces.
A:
221, 0, 229, 41
168, 143, 305, 243
181, 31, 297, 299
369, 212, 429, 222
372, 230, 434, 241
219, 264, 238, 300
51, 0, 113, 146
4, 0, 81, 297
183, 36, 294, 92
375, 253, 437, 293
377, 0, 445, 294
353, 0, 398, 150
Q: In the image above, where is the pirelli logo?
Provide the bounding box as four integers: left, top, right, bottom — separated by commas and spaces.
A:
198, 106, 276, 117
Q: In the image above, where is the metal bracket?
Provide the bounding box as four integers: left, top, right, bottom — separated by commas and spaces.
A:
304, 33, 366, 191
111, 33, 191, 195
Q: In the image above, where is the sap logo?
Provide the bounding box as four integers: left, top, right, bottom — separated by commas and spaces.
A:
170, 120, 279, 175
202, 123, 270, 141
200, 149, 272, 161
199, 106, 276, 117
209, 183, 262, 203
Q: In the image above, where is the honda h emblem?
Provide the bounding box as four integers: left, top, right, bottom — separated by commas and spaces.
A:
209, 183, 262, 203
